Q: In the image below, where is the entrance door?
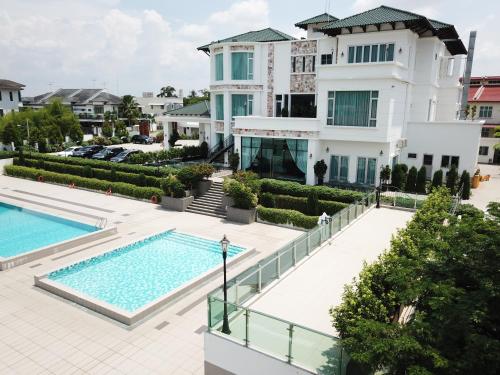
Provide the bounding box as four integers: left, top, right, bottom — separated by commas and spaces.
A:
423, 154, 433, 179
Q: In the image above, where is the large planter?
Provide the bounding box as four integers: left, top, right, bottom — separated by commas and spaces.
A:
196, 180, 212, 197
471, 175, 480, 189
226, 206, 256, 224
161, 195, 194, 212
0, 158, 13, 175
221, 195, 234, 209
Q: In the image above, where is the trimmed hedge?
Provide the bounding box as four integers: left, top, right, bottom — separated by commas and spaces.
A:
15, 158, 162, 188
24, 152, 174, 177
260, 179, 364, 204
4, 165, 163, 202
0, 151, 16, 159
257, 206, 318, 229
265, 194, 348, 216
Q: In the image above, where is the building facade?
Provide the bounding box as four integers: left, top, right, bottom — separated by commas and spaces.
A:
468, 76, 500, 164
134, 92, 183, 117
194, 6, 481, 186
0, 79, 25, 117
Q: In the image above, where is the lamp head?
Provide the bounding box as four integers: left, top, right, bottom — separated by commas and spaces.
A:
220, 234, 229, 254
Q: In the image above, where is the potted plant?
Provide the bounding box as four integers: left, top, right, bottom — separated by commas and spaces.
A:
224, 180, 258, 224
314, 159, 327, 185
229, 152, 240, 174
160, 175, 194, 211
471, 168, 480, 189
194, 163, 215, 196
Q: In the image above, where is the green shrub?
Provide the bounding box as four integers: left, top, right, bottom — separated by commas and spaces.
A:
259, 192, 275, 208
459, 170, 471, 200
110, 167, 117, 182
446, 165, 459, 195
5, 165, 162, 202
161, 175, 185, 198
416, 166, 427, 194
200, 141, 209, 159
257, 206, 318, 229
229, 153, 240, 173
263, 194, 347, 216
0, 151, 16, 159
314, 159, 327, 185
232, 170, 260, 194
431, 169, 443, 190
391, 164, 407, 190
307, 191, 320, 215
83, 165, 93, 178
405, 167, 417, 192
260, 179, 363, 204
224, 180, 257, 209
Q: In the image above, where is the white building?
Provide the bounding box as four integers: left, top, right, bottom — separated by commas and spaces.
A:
134, 91, 183, 117
189, 6, 481, 186
0, 79, 24, 117
468, 76, 500, 164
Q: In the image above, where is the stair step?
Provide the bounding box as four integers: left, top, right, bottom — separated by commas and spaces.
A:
185, 208, 226, 218
190, 203, 223, 210
193, 200, 222, 207
187, 206, 226, 214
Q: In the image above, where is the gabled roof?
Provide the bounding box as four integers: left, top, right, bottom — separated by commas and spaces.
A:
0, 79, 25, 90
295, 13, 339, 30
318, 5, 466, 55
468, 86, 500, 103
23, 89, 121, 105
165, 100, 209, 117
198, 27, 295, 53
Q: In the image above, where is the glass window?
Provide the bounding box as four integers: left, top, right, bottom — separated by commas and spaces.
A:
215, 53, 224, 81
231, 94, 253, 117
363, 46, 370, 62
441, 155, 450, 168
327, 91, 378, 127
321, 54, 332, 64
349, 43, 394, 63
9, 92, 13, 101
355, 46, 363, 63
481, 127, 490, 137
356, 157, 366, 183
367, 158, 376, 185
479, 106, 493, 118
215, 94, 224, 120
18, 91, 21, 101
356, 157, 376, 185
231, 52, 253, 80
292, 57, 296, 72
379, 44, 387, 62
348, 47, 355, 63
330, 155, 339, 180
330, 155, 349, 181
408, 153, 417, 159
479, 146, 489, 156
340, 156, 349, 181
386, 43, 395, 61
371, 45, 379, 62
450, 156, 459, 168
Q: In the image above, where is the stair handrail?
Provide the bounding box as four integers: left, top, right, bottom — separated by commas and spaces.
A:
207, 135, 234, 162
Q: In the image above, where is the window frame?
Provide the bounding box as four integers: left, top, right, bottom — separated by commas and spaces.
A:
347, 43, 395, 64
441, 155, 460, 168
9, 91, 13, 101
326, 90, 378, 127
215, 94, 224, 121
479, 106, 493, 118
215, 53, 224, 81
231, 94, 254, 118
330, 155, 349, 182
231, 52, 254, 80
479, 146, 489, 156
321, 54, 333, 65
408, 153, 417, 159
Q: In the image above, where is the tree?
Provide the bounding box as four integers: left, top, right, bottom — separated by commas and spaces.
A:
102, 121, 113, 138
307, 191, 320, 216
446, 165, 459, 195
431, 169, 443, 190
314, 159, 328, 185
391, 164, 407, 190
157, 86, 176, 98
200, 141, 209, 159
1, 122, 20, 146
119, 95, 140, 127
183, 89, 209, 106
405, 166, 418, 192
459, 170, 471, 200
168, 128, 180, 147
416, 166, 427, 194
114, 120, 128, 138
380, 165, 391, 188
229, 152, 240, 174
68, 123, 83, 143
470, 104, 477, 120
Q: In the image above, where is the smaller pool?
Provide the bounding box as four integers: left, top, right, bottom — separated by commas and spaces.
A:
0, 202, 99, 259
47, 231, 246, 312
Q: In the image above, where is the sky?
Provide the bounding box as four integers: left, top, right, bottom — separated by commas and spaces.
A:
1, 0, 499, 97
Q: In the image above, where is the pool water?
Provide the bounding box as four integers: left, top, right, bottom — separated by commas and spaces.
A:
0, 202, 98, 258
48, 231, 245, 312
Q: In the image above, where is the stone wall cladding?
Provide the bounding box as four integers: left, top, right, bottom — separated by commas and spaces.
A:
233, 128, 318, 138
267, 43, 275, 117
290, 74, 316, 93
291, 55, 315, 73
210, 84, 263, 91
215, 122, 224, 132
230, 45, 254, 51
291, 40, 317, 55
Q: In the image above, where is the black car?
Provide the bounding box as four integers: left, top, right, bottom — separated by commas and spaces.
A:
71, 145, 104, 158
110, 149, 143, 163
91, 147, 125, 161
131, 134, 154, 144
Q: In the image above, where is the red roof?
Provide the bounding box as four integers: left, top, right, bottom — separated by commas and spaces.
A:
468, 86, 500, 102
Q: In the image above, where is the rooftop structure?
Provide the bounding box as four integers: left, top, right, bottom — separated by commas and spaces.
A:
0, 79, 25, 116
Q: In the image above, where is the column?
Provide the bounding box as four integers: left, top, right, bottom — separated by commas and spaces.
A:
306, 139, 320, 185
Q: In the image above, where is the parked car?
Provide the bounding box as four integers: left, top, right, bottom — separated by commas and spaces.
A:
71, 145, 104, 158
110, 149, 143, 163
55, 146, 82, 157
131, 134, 154, 144
91, 146, 125, 161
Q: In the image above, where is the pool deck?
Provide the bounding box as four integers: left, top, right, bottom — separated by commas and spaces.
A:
0, 175, 303, 374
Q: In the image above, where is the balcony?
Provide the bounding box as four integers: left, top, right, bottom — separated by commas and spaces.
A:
233, 116, 320, 138
317, 61, 408, 81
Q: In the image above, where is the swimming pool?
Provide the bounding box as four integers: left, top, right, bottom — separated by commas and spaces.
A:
38, 231, 248, 324
0, 202, 99, 259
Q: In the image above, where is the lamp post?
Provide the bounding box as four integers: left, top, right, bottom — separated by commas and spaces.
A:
220, 234, 231, 334
376, 150, 383, 208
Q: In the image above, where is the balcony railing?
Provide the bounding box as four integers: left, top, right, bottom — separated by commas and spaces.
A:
207, 192, 377, 374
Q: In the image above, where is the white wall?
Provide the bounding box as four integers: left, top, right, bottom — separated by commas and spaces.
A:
0, 89, 22, 115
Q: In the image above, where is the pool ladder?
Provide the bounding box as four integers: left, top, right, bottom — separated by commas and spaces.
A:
96, 217, 108, 229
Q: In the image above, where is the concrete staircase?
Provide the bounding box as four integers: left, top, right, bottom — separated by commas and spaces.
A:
186, 181, 226, 218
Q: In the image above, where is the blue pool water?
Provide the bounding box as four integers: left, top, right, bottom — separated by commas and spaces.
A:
0, 202, 98, 258
48, 231, 245, 312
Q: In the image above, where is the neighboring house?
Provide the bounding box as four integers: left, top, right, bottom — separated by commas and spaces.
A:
134, 92, 183, 117
158, 100, 210, 142
0, 79, 25, 117
468, 76, 500, 164
185, 5, 481, 187
23, 88, 121, 135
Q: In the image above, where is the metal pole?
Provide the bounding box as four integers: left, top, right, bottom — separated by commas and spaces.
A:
222, 250, 231, 334
376, 186, 381, 208
460, 31, 477, 120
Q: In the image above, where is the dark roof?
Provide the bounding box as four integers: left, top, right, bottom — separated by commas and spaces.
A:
0, 79, 25, 90
198, 27, 295, 52
24, 89, 121, 105
295, 13, 339, 30
91, 91, 121, 105
165, 100, 209, 117
318, 5, 466, 55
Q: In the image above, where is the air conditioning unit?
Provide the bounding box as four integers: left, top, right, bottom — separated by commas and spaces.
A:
397, 138, 408, 148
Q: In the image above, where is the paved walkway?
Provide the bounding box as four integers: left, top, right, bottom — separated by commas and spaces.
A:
248, 208, 413, 335
0, 175, 302, 374
469, 164, 500, 211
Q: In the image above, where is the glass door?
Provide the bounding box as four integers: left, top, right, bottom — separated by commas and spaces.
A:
423, 154, 433, 179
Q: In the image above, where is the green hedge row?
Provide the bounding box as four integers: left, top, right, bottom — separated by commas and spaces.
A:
16, 158, 162, 188
4, 165, 163, 202
260, 179, 364, 204
24, 152, 174, 177
262, 194, 348, 216
257, 206, 318, 229
0, 151, 16, 160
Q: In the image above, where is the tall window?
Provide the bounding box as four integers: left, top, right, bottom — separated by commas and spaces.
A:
231, 94, 253, 117
18, 91, 21, 101
479, 146, 489, 156
9, 92, 13, 101
441, 155, 459, 168
215, 94, 224, 120
327, 91, 378, 127
321, 54, 333, 65
356, 157, 377, 185
348, 43, 394, 63
330, 155, 349, 182
479, 106, 493, 118
215, 53, 224, 81
231, 52, 253, 80
275, 95, 283, 117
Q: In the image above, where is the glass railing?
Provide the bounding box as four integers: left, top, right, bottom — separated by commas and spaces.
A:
208, 296, 350, 374
207, 191, 376, 373
380, 190, 426, 210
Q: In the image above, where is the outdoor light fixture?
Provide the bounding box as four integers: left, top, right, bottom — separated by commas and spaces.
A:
341, 51, 344, 57
220, 235, 231, 335
326, 147, 330, 153
399, 47, 403, 53
379, 150, 384, 156
309, 153, 313, 159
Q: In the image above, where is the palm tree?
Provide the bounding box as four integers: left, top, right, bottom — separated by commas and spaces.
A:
119, 95, 140, 127
188, 90, 197, 98
157, 86, 176, 98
